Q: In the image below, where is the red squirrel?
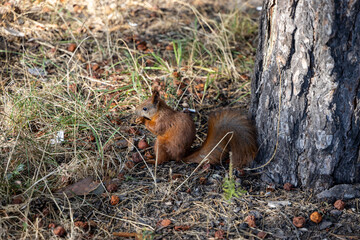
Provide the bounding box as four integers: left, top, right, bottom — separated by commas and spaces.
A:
135, 90, 257, 169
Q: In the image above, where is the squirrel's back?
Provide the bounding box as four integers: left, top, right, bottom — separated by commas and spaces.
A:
184, 110, 257, 169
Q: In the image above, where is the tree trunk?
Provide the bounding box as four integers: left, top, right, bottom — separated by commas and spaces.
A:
250, 0, 360, 191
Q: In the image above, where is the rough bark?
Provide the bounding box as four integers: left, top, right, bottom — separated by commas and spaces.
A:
250, 0, 360, 190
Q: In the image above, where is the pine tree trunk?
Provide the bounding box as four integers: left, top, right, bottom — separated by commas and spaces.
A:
250, 0, 360, 191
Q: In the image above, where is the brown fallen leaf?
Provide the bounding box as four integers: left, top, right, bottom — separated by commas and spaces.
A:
56, 177, 100, 198
138, 139, 149, 150
113, 232, 141, 239
68, 43, 77, 52
74, 221, 89, 230
283, 182, 293, 191
12, 195, 23, 204
54, 226, 66, 236
106, 183, 118, 193
257, 231, 267, 239
174, 225, 190, 231
110, 195, 120, 205
199, 177, 207, 185
126, 160, 135, 169
144, 151, 154, 160
266, 184, 275, 192
136, 41, 147, 51
215, 229, 224, 239
165, 43, 174, 51
245, 215, 256, 228
160, 219, 171, 227
132, 152, 142, 163
48, 223, 56, 229
171, 173, 183, 180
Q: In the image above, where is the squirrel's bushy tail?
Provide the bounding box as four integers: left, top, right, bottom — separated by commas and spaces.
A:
183, 110, 257, 169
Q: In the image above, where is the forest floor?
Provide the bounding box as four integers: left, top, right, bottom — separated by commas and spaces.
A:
1, 0, 359, 239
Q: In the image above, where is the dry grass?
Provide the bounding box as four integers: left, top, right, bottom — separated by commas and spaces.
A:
1, 0, 359, 239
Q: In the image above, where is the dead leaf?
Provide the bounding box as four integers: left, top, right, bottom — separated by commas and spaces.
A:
215, 230, 224, 239
112, 232, 140, 238
171, 173, 183, 180
257, 231, 267, 239
74, 221, 89, 230
106, 183, 118, 193
199, 177, 207, 185
68, 43, 77, 52
245, 215, 256, 228
110, 195, 120, 205
53, 226, 66, 236
174, 225, 190, 231
132, 152, 142, 163
56, 177, 100, 198
144, 151, 154, 160
160, 219, 171, 227
165, 43, 173, 51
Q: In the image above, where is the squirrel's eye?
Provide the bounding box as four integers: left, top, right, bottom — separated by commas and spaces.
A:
143, 107, 148, 111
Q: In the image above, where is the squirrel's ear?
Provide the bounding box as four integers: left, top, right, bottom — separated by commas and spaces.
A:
151, 90, 160, 105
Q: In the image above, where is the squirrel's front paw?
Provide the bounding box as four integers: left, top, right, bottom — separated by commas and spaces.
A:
135, 117, 145, 125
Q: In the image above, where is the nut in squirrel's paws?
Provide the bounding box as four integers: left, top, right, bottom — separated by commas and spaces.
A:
135, 117, 145, 125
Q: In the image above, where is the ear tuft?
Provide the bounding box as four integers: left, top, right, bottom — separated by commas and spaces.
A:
151, 89, 160, 105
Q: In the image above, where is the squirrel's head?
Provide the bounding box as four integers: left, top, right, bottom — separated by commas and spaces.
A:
135, 90, 161, 119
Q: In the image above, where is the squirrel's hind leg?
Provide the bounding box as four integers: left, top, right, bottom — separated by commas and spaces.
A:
153, 140, 170, 164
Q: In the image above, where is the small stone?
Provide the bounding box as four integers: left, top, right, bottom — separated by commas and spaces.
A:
317, 184, 360, 201
239, 222, 248, 230
330, 209, 342, 217
319, 220, 332, 230
299, 228, 308, 232
268, 200, 291, 208
233, 207, 241, 213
